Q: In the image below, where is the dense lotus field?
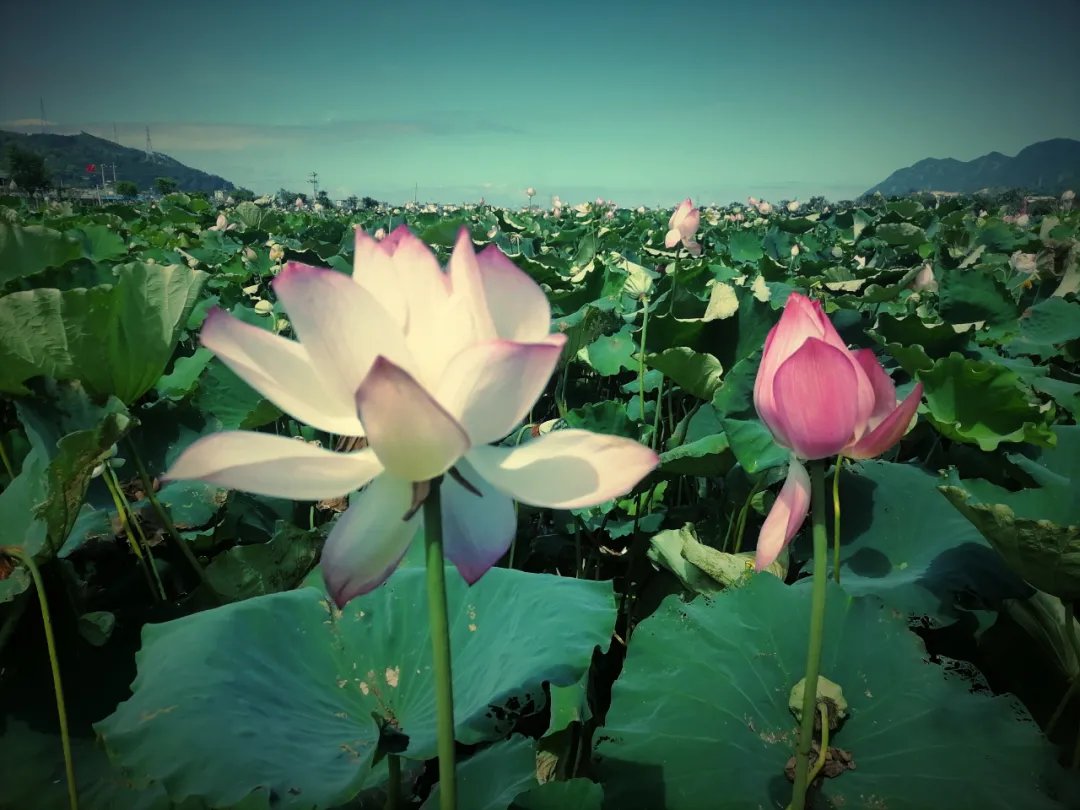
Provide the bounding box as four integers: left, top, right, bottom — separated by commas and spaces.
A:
0, 189, 1079, 810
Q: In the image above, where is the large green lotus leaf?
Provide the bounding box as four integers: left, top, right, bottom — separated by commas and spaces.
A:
97, 567, 616, 809
940, 426, 1080, 599
720, 418, 788, 475
0, 222, 83, 288
936, 266, 1018, 326
645, 347, 723, 401
918, 352, 1055, 450
15, 383, 132, 557
595, 574, 1068, 810
73, 224, 129, 263
203, 521, 322, 602
873, 221, 928, 249
422, 736, 537, 809
0, 442, 48, 602
0, 720, 268, 810
870, 312, 970, 368
511, 779, 604, 809
0, 262, 206, 402
801, 461, 1030, 626
1007, 297, 1080, 359
727, 231, 764, 264
194, 358, 282, 429
578, 325, 637, 376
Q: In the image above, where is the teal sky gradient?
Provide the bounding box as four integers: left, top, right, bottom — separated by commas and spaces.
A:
3, 0, 1079, 205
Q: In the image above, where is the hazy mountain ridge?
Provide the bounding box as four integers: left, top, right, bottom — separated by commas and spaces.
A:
865, 138, 1080, 196
0, 130, 235, 193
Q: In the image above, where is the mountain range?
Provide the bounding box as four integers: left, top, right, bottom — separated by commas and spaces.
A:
0, 130, 234, 193
864, 138, 1080, 197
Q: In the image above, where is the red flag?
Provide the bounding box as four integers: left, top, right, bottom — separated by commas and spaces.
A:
86, 163, 96, 173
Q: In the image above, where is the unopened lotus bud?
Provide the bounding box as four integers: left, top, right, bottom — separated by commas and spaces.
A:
243, 247, 257, 262
757, 201, 773, 215
374, 228, 386, 240
790, 244, 800, 257
787, 200, 800, 213
254, 299, 273, 315
269, 244, 285, 263
526, 187, 536, 198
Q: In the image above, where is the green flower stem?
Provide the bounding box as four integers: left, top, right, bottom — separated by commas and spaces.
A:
637, 296, 650, 425
832, 456, 844, 584
806, 703, 830, 785
125, 439, 216, 599
0, 436, 15, 480
1047, 677, 1079, 736
650, 376, 665, 451
2, 545, 78, 810
732, 477, 762, 554
384, 753, 401, 810
102, 465, 163, 601
789, 461, 829, 810
423, 479, 457, 810
107, 466, 167, 601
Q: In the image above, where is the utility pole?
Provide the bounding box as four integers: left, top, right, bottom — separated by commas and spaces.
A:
308, 171, 319, 200
414, 182, 418, 204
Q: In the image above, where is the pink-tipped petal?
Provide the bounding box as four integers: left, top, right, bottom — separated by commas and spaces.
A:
321, 474, 418, 607
845, 382, 924, 460
771, 338, 862, 460
684, 238, 702, 257
754, 293, 830, 433
441, 457, 516, 584
664, 227, 681, 249
436, 337, 566, 445
353, 228, 408, 327
475, 244, 554, 342
669, 199, 692, 230
447, 228, 497, 343
755, 457, 811, 571
679, 207, 701, 240
467, 430, 658, 510
354, 356, 469, 481
852, 349, 899, 428
164, 432, 383, 499
200, 308, 364, 436
273, 262, 414, 402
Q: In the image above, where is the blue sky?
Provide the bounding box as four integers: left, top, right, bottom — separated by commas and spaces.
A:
2, 0, 1079, 206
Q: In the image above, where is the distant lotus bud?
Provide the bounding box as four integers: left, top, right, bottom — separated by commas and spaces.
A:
294, 197, 304, 209
269, 244, 285, 263
526, 187, 536, 198
243, 247, 257, 262
910, 263, 937, 293
254, 299, 274, 315
313, 203, 324, 213
1010, 251, 1038, 274
790, 244, 800, 257
748, 196, 759, 207
374, 228, 387, 240
757, 201, 773, 215
787, 201, 800, 213
214, 213, 228, 230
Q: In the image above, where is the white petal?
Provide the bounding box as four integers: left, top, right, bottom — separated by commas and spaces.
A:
321, 475, 417, 606
273, 262, 415, 404
435, 337, 566, 445
467, 430, 659, 510
475, 245, 553, 342
200, 308, 364, 436
441, 458, 516, 584
164, 432, 383, 500
354, 356, 470, 481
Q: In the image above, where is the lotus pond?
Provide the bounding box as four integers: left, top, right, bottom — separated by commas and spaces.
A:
0, 191, 1079, 810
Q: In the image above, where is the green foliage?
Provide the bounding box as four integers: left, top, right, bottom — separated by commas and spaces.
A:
5, 142, 51, 190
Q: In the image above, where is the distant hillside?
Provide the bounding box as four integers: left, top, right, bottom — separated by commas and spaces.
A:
865, 138, 1080, 197
0, 130, 235, 193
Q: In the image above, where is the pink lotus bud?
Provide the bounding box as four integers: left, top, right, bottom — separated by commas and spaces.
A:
910, 263, 937, 293
757, 201, 773, 215
665, 198, 702, 256
294, 197, 304, 209
754, 292, 923, 462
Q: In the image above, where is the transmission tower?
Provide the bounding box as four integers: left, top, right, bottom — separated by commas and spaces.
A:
308, 171, 319, 199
